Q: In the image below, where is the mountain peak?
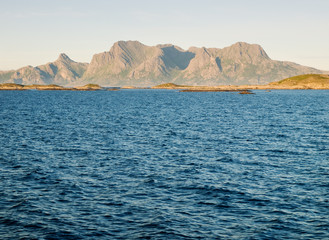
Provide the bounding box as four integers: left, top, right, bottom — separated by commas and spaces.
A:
112, 40, 144, 49
232, 41, 252, 47
230, 42, 263, 51
224, 42, 270, 60
57, 53, 72, 62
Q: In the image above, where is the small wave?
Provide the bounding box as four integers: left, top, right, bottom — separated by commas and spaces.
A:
0, 217, 20, 226
8, 199, 27, 209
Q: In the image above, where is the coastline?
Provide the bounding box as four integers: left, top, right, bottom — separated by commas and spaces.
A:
1, 74, 329, 92
1, 83, 329, 92
0, 83, 108, 91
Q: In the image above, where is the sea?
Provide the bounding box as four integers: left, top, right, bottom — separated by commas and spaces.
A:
0, 89, 328, 239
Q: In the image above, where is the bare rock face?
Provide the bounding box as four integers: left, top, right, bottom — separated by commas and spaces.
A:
81, 41, 172, 86
180, 47, 223, 81
11, 66, 48, 85
0, 41, 326, 86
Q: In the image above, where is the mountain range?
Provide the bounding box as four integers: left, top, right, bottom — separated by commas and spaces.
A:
0, 41, 326, 86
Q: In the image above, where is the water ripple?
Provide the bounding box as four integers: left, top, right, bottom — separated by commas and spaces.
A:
0, 90, 328, 239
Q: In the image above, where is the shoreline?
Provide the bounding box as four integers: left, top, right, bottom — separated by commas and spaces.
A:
1, 80, 329, 92
1, 84, 329, 91
0, 83, 115, 91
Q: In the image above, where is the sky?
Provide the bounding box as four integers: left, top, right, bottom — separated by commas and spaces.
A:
1, 0, 329, 71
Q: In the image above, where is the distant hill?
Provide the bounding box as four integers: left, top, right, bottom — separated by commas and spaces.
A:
0, 41, 327, 86
270, 74, 329, 89
0, 54, 88, 86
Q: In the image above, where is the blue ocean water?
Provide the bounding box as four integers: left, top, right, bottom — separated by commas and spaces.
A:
0, 89, 328, 239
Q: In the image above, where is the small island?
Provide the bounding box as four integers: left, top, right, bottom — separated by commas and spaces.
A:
268, 74, 329, 89
74, 84, 103, 91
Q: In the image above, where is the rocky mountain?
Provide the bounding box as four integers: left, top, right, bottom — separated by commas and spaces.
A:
0, 54, 88, 86
0, 41, 326, 86
79, 41, 325, 86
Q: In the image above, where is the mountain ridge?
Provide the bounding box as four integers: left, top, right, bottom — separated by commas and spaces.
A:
0, 41, 326, 86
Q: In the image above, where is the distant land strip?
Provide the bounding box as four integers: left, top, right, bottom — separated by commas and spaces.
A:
1, 74, 329, 91
0, 83, 116, 91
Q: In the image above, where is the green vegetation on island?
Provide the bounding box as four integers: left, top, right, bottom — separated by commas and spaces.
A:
270, 74, 329, 89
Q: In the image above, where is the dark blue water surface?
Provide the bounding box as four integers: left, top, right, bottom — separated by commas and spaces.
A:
0, 90, 328, 239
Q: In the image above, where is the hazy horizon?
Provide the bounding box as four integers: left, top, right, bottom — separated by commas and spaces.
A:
1, 0, 329, 71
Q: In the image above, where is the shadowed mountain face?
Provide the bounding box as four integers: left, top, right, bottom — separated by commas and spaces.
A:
0, 41, 326, 86
160, 45, 195, 70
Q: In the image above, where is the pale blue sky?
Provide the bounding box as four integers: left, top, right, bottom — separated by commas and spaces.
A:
1, 0, 328, 70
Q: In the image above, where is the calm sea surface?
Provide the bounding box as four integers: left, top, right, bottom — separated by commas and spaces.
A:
0, 90, 328, 239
